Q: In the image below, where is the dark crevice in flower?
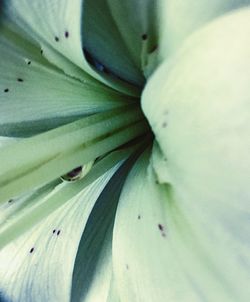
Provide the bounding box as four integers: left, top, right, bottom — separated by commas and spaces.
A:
61, 166, 83, 182
17, 78, 24, 82
113, 133, 153, 153
83, 48, 144, 88
64, 31, 69, 38
29, 247, 34, 254
83, 48, 109, 73
142, 33, 148, 41
57, 230, 61, 236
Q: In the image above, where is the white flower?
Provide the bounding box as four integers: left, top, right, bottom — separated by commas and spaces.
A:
0, 1, 250, 301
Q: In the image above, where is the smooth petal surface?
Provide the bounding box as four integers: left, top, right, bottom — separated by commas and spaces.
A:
113, 152, 199, 302
158, 0, 250, 59
71, 154, 139, 302
107, 0, 158, 75
0, 168, 117, 302
3, 0, 138, 95
0, 24, 128, 137
140, 8, 250, 301
82, 0, 144, 86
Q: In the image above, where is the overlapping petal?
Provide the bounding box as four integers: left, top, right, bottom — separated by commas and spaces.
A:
71, 154, 139, 302
0, 23, 130, 137
0, 106, 147, 204
158, 0, 250, 59
3, 0, 139, 95
1, 1, 249, 302
139, 8, 250, 301
0, 168, 118, 302
107, 0, 158, 77
82, 0, 144, 86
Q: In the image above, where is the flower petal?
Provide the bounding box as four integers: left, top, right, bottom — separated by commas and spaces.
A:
0, 145, 140, 248
158, 0, 250, 59
0, 105, 147, 204
113, 145, 250, 301
3, 0, 139, 95
138, 8, 250, 301
0, 24, 128, 137
82, 0, 144, 86
0, 168, 117, 302
107, 0, 158, 76
71, 153, 139, 302
113, 149, 188, 301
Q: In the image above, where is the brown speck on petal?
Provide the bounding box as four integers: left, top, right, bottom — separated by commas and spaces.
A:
55, 36, 59, 42
4, 88, 9, 93
158, 224, 166, 238
158, 224, 164, 231
137, 215, 141, 220
17, 78, 24, 82
8, 199, 13, 203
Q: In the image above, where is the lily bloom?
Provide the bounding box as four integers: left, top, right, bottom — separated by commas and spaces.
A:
0, 1, 250, 301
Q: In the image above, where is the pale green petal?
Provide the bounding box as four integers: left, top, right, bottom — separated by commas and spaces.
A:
107, 0, 158, 76
0, 181, 59, 227
3, 0, 139, 96
113, 149, 191, 301
0, 144, 140, 249
0, 169, 117, 302
0, 105, 147, 204
158, 0, 250, 59
136, 8, 250, 301
82, 0, 144, 86
113, 147, 250, 301
106, 276, 121, 302
0, 24, 129, 137
71, 154, 138, 302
